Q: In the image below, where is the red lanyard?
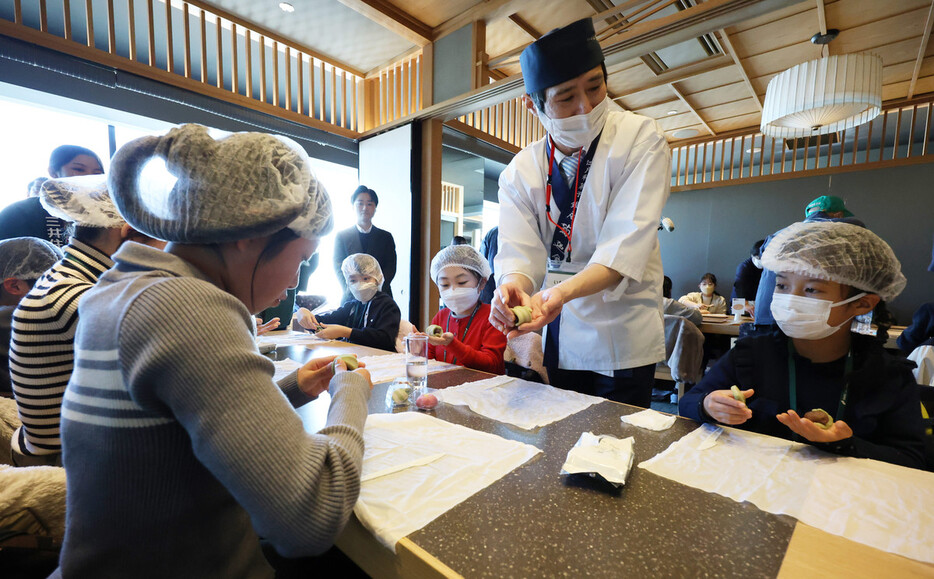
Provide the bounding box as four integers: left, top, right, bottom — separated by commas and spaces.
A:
442, 303, 480, 365
545, 137, 583, 261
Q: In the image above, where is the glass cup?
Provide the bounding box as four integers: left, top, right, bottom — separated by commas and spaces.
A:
404, 334, 429, 398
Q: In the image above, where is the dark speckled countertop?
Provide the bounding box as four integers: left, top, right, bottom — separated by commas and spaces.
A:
281, 341, 797, 577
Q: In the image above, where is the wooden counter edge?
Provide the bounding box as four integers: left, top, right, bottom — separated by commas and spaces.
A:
777, 521, 934, 578
336, 515, 462, 579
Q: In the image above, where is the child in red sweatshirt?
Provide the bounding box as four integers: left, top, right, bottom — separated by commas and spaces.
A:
423, 244, 506, 374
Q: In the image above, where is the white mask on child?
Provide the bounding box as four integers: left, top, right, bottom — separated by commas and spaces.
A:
350, 281, 378, 303
440, 287, 479, 315
771, 292, 866, 340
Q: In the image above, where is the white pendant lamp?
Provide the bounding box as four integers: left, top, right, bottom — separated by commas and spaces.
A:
760, 52, 882, 138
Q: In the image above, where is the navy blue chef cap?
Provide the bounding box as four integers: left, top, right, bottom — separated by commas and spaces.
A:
520, 18, 604, 95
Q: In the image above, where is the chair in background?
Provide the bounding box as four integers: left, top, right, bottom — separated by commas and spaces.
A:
505, 332, 548, 384
659, 315, 706, 401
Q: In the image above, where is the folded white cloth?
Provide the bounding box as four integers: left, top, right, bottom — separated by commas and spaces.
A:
561, 432, 635, 486
639, 425, 934, 565
437, 375, 603, 430
620, 408, 677, 431
354, 412, 541, 551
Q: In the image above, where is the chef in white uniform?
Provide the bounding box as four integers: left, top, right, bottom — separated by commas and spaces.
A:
490, 18, 670, 406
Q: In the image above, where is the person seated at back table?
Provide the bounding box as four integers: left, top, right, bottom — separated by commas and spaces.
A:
897, 236, 934, 354
680, 221, 926, 470
298, 253, 400, 352
663, 275, 702, 326
730, 239, 765, 316
419, 244, 506, 374
679, 273, 727, 314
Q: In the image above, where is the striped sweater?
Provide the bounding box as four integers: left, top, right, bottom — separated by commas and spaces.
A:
53, 242, 370, 578
10, 239, 113, 458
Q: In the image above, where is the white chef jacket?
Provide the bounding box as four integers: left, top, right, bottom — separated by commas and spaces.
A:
495, 110, 669, 372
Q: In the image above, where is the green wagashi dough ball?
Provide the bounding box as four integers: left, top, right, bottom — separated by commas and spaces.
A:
803, 408, 833, 429
730, 385, 746, 404
338, 354, 359, 371
512, 305, 532, 325
426, 325, 443, 337
391, 386, 412, 404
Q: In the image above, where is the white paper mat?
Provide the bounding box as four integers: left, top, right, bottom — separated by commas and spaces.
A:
258, 331, 326, 346
356, 353, 455, 384
354, 412, 541, 551
639, 425, 934, 564
437, 375, 603, 430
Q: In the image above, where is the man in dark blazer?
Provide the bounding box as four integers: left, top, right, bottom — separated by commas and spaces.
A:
333, 186, 397, 303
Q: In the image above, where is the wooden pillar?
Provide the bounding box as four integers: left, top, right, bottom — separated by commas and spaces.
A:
418, 118, 444, 329
420, 41, 434, 108
471, 19, 487, 90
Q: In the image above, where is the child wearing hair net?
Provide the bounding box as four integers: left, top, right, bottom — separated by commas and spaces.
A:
420, 244, 506, 374
50, 124, 373, 578
297, 253, 401, 352
680, 221, 926, 470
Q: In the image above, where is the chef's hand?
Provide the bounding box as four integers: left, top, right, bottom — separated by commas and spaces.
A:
777, 410, 853, 443
256, 317, 280, 336
703, 389, 754, 425
315, 324, 351, 340
526, 286, 566, 330
490, 282, 532, 338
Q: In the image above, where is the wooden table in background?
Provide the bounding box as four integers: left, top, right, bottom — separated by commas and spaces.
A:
699, 320, 904, 350
266, 335, 932, 578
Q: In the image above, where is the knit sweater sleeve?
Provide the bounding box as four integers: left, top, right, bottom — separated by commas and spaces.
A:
118, 277, 371, 557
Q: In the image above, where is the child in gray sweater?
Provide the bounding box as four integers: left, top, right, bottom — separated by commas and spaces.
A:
52, 125, 372, 578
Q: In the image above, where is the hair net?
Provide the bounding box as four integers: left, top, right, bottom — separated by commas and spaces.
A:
761, 221, 906, 301
430, 244, 491, 283
108, 124, 333, 244
0, 237, 63, 281
341, 253, 384, 289
39, 175, 125, 228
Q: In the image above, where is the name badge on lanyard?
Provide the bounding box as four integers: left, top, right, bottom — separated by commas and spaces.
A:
545, 260, 585, 290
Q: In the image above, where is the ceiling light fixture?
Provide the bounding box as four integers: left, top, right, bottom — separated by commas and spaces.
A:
279, 2, 295, 13
666, 110, 678, 116
761, 32, 882, 139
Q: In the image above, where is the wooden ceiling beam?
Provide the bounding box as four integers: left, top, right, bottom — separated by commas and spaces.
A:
361, 0, 800, 137
669, 82, 715, 135
611, 54, 733, 97
508, 13, 540, 40
337, 0, 432, 46
433, 0, 529, 40
908, 0, 934, 99
717, 28, 762, 111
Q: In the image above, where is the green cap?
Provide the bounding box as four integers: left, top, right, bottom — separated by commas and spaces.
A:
805, 195, 853, 217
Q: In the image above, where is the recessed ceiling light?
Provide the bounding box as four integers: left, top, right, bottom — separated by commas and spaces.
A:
666, 110, 678, 116
279, 2, 295, 13
672, 128, 699, 139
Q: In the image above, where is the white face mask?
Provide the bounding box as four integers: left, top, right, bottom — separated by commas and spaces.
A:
440, 286, 479, 315
350, 281, 378, 303
752, 257, 762, 269
771, 292, 866, 340
700, 283, 715, 296
537, 96, 609, 151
